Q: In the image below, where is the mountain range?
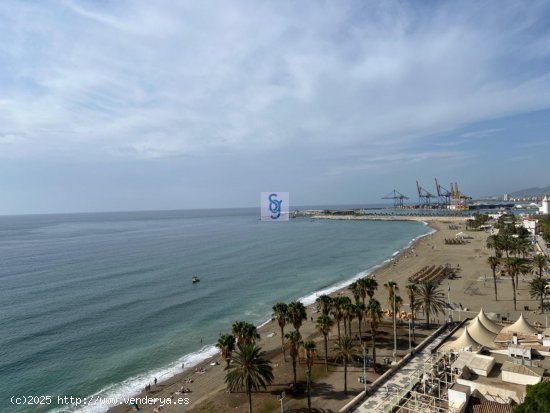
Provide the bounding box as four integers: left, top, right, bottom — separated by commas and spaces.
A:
507, 186, 550, 198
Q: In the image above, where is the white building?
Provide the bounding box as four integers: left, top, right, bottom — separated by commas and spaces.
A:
540, 195, 550, 214
522, 218, 539, 236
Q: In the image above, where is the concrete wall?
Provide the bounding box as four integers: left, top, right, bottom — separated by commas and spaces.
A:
502, 371, 541, 386
448, 387, 469, 409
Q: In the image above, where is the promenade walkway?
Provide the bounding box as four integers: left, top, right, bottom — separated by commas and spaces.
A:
352, 328, 449, 413
536, 235, 550, 260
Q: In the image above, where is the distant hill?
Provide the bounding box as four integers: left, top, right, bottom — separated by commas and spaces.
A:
508, 186, 550, 198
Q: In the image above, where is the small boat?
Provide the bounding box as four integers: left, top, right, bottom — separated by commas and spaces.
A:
192, 276, 200, 283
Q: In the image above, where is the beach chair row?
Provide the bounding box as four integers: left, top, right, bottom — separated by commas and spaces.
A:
444, 238, 467, 245
408, 265, 447, 283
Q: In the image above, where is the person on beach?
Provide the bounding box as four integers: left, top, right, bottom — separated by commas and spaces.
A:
154, 377, 157, 385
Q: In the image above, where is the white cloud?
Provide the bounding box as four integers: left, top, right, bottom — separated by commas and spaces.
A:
1, 0, 550, 162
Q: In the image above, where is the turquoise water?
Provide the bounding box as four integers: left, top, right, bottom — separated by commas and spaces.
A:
0, 209, 429, 412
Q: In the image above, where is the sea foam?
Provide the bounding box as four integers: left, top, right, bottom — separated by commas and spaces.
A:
68, 346, 218, 413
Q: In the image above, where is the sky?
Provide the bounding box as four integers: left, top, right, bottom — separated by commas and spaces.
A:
1, 0, 550, 215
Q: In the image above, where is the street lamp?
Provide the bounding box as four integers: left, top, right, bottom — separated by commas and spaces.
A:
361, 344, 367, 393
408, 317, 412, 353
277, 392, 285, 413
391, 281, 397, 363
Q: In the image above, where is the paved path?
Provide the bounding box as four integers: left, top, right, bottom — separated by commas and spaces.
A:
536, 235, 550, 260
352, 328, 449, 413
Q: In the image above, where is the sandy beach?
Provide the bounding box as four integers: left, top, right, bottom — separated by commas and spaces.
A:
108, 216, 547, 413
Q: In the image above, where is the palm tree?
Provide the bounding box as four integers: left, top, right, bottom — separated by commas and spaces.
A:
405, 284, 418, 340
334, 336, 358, 394
365, 298, 383, 370
355, 302, 366, 343
487, 233, 511, 259
287, 301, 307, 334
316, 315, 333, 371
487, 256, 500, 301
216, 333, 236, 367
303, 340, 317, 412
272, 302, 289, 361
285, 330, 302, 387
394, 295, 403, 317
364, 277, 378, 299
225, 344, 274, 413
512, 236, 531, 259
316, 295, 333, 316
486, 234, 502, 256
331, 298, 344, 340
232, 321, 260, 346
349, 281, 361, 304
342, 300, 355, 337
529, 278, 548, 314
533, 254, 548, 279
384, 281, 399, 343
507, 257, 532, 310
356, 278, 368, 304
416, 282, 446, 329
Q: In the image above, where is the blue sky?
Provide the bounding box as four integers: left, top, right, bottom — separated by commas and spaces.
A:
1, 0, 550, 214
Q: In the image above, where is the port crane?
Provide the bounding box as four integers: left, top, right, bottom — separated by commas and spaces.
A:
450, 182, 472, 210
434, 178, 452, 208
416, 181, 437, 207
382, 190, 409, 208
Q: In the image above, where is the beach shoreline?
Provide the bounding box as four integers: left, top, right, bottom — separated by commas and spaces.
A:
105, 213, 548, 412
103, 216, 440, 413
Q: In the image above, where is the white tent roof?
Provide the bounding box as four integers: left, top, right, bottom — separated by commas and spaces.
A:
477, 308, 502, 334
441, 327, 482, 352
500, 313, 538, 335
467, 317, 498, 349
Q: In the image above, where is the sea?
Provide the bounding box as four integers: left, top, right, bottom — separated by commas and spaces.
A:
0, 207, 430, 412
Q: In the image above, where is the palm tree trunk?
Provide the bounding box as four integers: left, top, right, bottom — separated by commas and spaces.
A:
280, 326, 286, 362
247, 386, 252, 413
425, 307, 430, 329
358, 318, 362, 344
307, 368, 312, 412
412, 310, 416, 341
541, 295, 544, 314
511, 273, 517, 311
337, 320, 341, 340
344, 359, 348, 394
492, 268, 498, 301
371, 326, 377, 371
292, 357, 297, 387
324, 334, 328, 371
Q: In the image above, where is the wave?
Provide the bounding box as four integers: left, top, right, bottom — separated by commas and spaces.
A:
66, 346, 218, 413
296, 223, 434, 306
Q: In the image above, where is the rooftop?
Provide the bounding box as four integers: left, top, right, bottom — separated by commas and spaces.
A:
501, 361, 545, 377
466, 395, 514, 413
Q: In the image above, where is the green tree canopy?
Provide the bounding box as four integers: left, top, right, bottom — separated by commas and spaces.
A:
514, 381, 550, 413
224, 344, 274, 413
272, 302, 288, 361
287, 301, 307, 333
